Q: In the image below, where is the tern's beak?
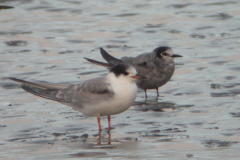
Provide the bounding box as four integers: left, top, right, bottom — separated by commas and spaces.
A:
131, 74, 147, 79
171, 54, 183, 58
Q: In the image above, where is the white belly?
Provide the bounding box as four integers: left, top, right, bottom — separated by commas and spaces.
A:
80, 82, 138, 117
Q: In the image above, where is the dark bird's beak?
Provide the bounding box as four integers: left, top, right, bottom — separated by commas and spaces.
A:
131, 74, 147, 79
171, 54, 183, 58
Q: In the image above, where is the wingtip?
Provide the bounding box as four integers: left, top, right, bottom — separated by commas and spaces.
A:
99, 47, 123, 65
8, 77, 26, 84
100, 47, 105, 54
100, 47, 111, 58
100, 47, 106, 54
83, 57, 113, 68
9, 77, 17, 81
84, 57, 94, 63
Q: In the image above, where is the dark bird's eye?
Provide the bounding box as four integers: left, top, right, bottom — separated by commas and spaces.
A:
154, 46, 170, 58
123, 71, 129, 75
162, 53, 168, 56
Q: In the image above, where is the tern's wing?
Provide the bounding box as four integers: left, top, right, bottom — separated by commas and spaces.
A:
130, 53, 155, 71
10, 77, 114, 107
61, 77, 114, 107
84, 47, 124, 68
9, 77, 68, 102
100, 47, 123, 65
84, 57, 113, 68
9, 78, 67, 89
132, 53, 153, 65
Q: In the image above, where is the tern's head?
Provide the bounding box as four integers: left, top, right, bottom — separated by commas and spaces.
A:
110, 64, 146, 82
154, 46, 182, 59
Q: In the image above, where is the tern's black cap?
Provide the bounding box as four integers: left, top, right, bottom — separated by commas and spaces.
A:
154, 46, 171, 58
110, 64, 130, 77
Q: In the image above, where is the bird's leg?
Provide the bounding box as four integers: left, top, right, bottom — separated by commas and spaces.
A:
156, 88, 159, 97
97, 115, 102, 132
107, 115, 111, 131
97, 115, 102, 145
107, 115, 111, 145
144, 89, 148, 99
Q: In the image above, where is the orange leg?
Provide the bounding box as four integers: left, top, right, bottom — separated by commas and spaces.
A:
97, 115, 102, 145
108, 115, 111, 130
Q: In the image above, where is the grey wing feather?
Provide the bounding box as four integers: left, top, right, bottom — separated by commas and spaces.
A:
100, 47, 123, 65
9, 77, 68, 102
9, 77, 67, 89
64, 77, 114, 106
121, 52, 154, 69
132, 53, 153, 66
121, 56, 135, 64
21, 85, 65, 102
84, 57, 113, 68
122, 53, 155, 71
9, 77, 114, 108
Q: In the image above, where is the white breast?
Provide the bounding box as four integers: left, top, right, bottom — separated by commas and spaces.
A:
80, 73, 138, 117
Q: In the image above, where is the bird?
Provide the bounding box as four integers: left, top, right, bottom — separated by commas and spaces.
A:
84, 47, 182, 98
9, 64, 145, 132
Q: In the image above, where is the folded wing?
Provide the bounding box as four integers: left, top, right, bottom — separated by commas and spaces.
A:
9, 77, 114, 107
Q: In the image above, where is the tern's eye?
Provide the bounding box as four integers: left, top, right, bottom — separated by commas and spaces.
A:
162, 53, 168, 56
123, 71, 129, 75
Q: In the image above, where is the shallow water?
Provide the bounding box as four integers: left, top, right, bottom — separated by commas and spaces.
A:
1, 0, 240, 159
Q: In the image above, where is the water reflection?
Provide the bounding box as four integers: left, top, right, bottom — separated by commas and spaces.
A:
134, 101, 176, 112
70, 152, 107, 158
97, 130, 111, 145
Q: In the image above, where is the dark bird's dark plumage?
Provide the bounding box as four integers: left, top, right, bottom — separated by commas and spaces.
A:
85, 47, 182, 98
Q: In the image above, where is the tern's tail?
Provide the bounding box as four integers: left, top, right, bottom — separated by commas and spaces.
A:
9, 77, 67, 102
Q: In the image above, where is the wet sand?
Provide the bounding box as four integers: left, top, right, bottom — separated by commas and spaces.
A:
1, 0, 240, 159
